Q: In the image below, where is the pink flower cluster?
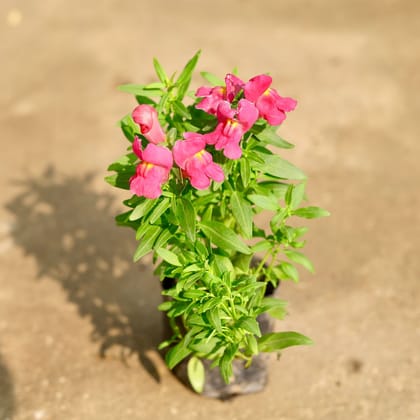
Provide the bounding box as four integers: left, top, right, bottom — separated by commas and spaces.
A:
129, 74, 296, 199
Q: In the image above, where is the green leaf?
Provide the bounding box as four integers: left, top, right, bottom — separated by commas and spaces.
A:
187, 357, 205, 394
119, 114, 139, 142
104, 171, 134, 190
207, 307, 222, 333
290, 183, 306, 209
165, 340, 192, 369
118, 84, 163, 97
213, 254, 234, 277
220, 344, 238, 384
258, 331, 313, 352
129, 199, 156, 221
285, 184, 294, 207
153, 228, 173, 249
260, 297, 288, 320
175, 197, 196, 242
284, 250, 314, 273
293, 206, 330, 218
176, 50, 201, 99
231, 192, 253, 239
173, 101, 191, 119
153, 57, 169, 84
149, 197, 170, 223
156, 248, 182, 266
247, 335, 259, 355
239, 158, 251, 188
255, 126, 294, 149
251, 240, 272, 252
133, 225, 161, 261
280, 262, 299, 282
251, 153, 306, 180
157, 301, 172, 311
199, 221, 251, 254
107, 153, 137, 171
232, 253, 253, 272
248, 194, 279, 211
135, 95, 156, 106
238, 317, 261, 337
200, 71, 224, 86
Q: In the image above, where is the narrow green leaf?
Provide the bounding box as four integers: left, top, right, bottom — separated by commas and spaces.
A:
285, 184, 294, 207
135, 95, 156, 105
156, 248, 182, 266
255, 126, 294, 149
213, 254, 234, 277
104, 171, 134, 190
260, 297, 288, 320
118, 84, 163, 96
207, 307, 222, 333
231, 192, 253, 239
239, 158, 251, 188
293, 206, 330, 219
280, 262, 299, 282
129, 199, 156, 221
248, 194, 279, 211
107, 153, 137, 171
251, 240, 272, 252
247, 335, 259, 355
220, 344, 238, 384
133, 225, 161, 261
173, 101, 191, 119
187, 357, 205, 394
232, 253, 253, 272
153, 57, 169, 84
290, 183, 306, 209
251, 153, 306, 180
200, 221, 251, 254
157, 301, 172, 311
238, 317, 261, 337
258, 331, 313, 352
200, 71, 224, 86
175, 197, 196, 242
284, 250, 314, 273
165, 340, 192, 370
176, 50, 201, 99
119, 114, 139, 142
148, 197, 170, 223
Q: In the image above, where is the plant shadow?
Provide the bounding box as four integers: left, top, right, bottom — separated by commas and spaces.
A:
0, 350, 15, 420
5, 166, 163, 381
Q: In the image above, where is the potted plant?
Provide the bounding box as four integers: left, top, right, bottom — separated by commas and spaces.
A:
106, 51, 329, 398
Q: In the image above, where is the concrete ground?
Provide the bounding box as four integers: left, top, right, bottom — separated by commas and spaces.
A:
0, 0, 419, 419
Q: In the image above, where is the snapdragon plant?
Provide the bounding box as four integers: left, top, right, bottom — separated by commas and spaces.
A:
106, 51, 329, 392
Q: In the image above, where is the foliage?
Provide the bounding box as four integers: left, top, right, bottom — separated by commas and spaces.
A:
106, 51, 329, 389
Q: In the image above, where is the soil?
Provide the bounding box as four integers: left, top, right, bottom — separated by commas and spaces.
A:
1, 0, 419, 419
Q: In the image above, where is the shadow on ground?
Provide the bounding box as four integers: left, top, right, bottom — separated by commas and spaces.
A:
5, 166, 163, 381
0, 350, 14, 420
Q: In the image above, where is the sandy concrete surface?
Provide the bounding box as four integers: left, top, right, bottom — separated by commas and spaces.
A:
1, 0, 419, 419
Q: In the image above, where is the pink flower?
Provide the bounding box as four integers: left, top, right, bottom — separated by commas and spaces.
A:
132, 105, 166, 144
129, 137, 173, 199
243, 74, 297, 126
195, 74, 244, 115
173, 132, 224, 189
204, 99, 258, 159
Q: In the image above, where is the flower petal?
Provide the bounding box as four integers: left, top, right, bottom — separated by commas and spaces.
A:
132, 104, 166, 144
237, 99, 259, 130
142, 143, 173, 169
225, 73, 244, 102
132, 136, 143, 160
204, 162, 224, 183
173, 136, 206, 169
244, 74, 272, 102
